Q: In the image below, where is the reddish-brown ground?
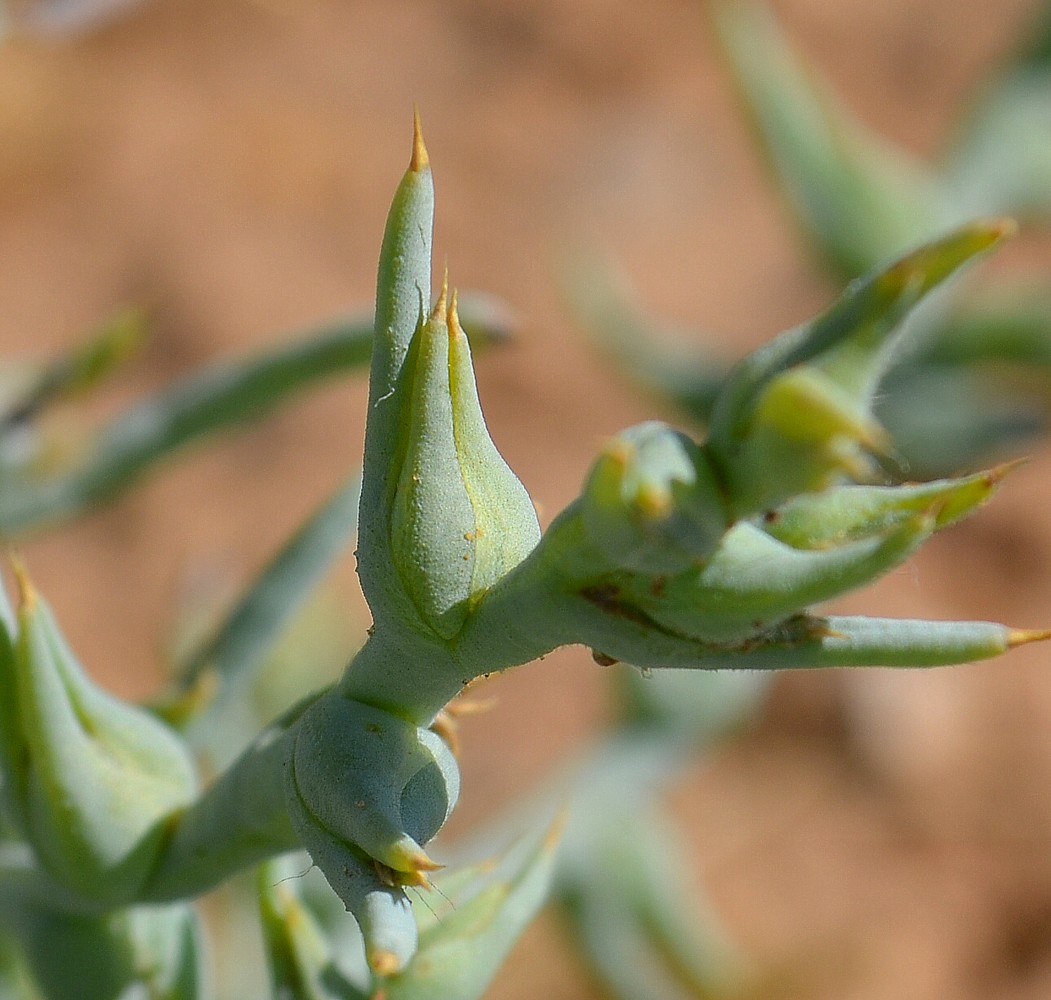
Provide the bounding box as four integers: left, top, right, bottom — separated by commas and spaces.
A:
3, 1, 1051, 997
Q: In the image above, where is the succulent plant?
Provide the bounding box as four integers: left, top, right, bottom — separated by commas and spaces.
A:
0, 115, 1048, 1000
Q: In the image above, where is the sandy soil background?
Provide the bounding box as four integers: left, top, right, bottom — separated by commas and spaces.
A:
3, 1, 1051, 997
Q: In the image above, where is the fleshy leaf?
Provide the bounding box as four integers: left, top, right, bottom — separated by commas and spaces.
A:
8, 567, 197, 905
284, 693, 460, 975
762, 464, 1013, 549
580, 422, 727, 574
706, 219, 1014, 514
612, 513, 937, 644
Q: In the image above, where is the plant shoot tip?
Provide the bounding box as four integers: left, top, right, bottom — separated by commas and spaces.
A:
1007, 628, 1051, 648
988, 216, 1019, 241
369, 949, 403, 977
432, 272, 449, 321
9, 555, 35, 612
411, 106, 429, 171
410, 850, 445, 874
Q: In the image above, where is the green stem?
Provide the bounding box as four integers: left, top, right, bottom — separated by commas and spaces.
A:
336, 630, 467, 727
139, 701, 309, 903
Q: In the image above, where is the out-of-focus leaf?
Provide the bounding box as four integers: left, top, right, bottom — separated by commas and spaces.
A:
921, 287, 1051, 367
559, 805, 742, 1000
258, 856, 370, 1000
379, 822, 561, 1000
611, 662, 771, 744
564, 254, 727, 421
0, 576, 22, 834
713, 1, 948, 276
945, 0, 1051, 222
0, 308, 148, 432
0, 315, 372, 537
158, 474, 359, 740
876, 364, 1046, 477
14, 0, 150, 35
0, 933, 32, 1000
0, 293, 512, 538
947, 75, 1051, 221
0, 844, 206, 1000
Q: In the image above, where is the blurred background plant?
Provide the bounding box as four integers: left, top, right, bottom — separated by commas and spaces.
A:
574, 0, 1051, 480
0, 0, 150, 36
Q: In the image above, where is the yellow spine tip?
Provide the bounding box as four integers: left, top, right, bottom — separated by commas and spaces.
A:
387, 841, 445, 877
410, 106, 429, 172
447, 287, 464, 338
408, 849, 445, 874
982, 457, 1029, 488
9, 556, 35, 613
636, 483, 672, 518
1007, 628, 1051, 649
368, 949, 403, 977
988, 216, 1018, 241
430, 268, 449, 322
602, 439, 634, 470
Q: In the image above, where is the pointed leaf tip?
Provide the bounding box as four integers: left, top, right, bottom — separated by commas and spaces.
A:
987, 216, 1019, 241
10, 557, 35, 613
431, 269, 449, 322
398, 846, 445, 877
1008, 628, 1051, 648
411, 107, 429, 172
371, 948, 403, 977
447, 287, 461, 334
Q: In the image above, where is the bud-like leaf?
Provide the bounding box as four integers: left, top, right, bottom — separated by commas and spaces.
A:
580, 422, 727, 574
390, 286, 540, 639
722, 364, 890, 513
707, 219, 1013, 515
357, 112, 436, 625
6, 569, 196, 905
285, 692, 460, 974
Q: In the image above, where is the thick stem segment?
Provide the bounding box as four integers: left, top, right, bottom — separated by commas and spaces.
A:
337, 630, 472, 727
137, 700, 309, 903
